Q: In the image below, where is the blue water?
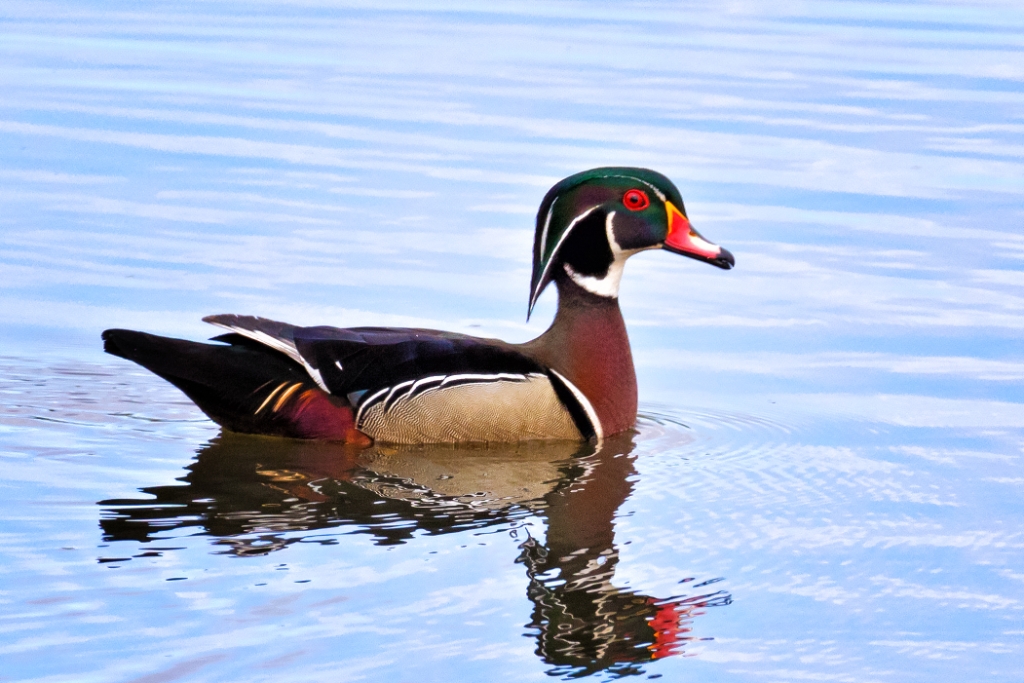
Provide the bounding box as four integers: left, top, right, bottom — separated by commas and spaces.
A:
2, 1, 1023, 681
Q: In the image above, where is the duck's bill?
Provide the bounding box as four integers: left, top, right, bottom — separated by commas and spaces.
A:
663, 201, 735, 270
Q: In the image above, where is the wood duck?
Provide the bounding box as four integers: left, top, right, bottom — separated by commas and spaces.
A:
103, 167, 733, 445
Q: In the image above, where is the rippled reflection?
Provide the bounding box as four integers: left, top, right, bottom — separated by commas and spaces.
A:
100, 433, 730, 675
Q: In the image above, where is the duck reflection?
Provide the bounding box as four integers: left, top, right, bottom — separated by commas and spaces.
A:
100, 433, 730, 676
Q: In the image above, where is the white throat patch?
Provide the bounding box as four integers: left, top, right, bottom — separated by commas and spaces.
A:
562, 211, 643, 299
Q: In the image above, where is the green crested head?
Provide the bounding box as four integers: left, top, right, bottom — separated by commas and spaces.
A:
528, 167, 733, 318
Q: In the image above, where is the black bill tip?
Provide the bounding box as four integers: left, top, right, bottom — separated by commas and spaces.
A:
711, 247, 735, 270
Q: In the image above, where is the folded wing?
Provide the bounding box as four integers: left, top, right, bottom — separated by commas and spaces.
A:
202, 315, 596, 443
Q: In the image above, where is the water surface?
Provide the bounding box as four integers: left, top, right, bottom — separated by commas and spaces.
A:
2, 1, 1023, 681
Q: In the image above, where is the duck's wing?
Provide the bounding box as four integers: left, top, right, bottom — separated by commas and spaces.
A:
202, 314, 406, 396
202, 316, 507, 393
299, 327, 593, 444
294, 326, 596, 443
202, 316, 597, 443
203, 313, 312, 375
291, 326, 536, 398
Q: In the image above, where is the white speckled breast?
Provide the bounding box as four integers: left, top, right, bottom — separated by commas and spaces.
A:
356, 373, 582, 444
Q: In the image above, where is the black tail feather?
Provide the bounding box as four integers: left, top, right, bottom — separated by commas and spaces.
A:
102, 328, 317, 436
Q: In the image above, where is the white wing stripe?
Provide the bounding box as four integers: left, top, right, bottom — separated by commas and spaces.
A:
440, 372, 527, 386
355, 386, 390, 424
410, 375, 447, 394
354, 372, 534, 427
382, 380, 415, 411
549, 369, 603, 440
206, 322, 330, 393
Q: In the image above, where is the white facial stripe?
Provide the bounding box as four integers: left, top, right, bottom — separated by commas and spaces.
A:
538, 196, 557, 264
594, 174, 667, 202
564, 261, 622, 298
530, 203, 601, 309
633, 178, 667, 202
561, 210, 648, 299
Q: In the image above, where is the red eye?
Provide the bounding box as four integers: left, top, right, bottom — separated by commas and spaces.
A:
623, 189, 649, 211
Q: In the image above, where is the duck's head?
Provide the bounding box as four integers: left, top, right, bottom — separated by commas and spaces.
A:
528, 167, 734, 317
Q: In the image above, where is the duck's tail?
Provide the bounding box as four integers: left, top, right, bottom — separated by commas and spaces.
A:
101, 329, 370, 444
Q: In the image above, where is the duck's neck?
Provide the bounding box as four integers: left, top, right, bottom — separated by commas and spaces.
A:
525, 278, 637, 437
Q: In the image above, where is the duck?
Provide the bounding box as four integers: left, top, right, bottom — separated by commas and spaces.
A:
102, 167, 734, 445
